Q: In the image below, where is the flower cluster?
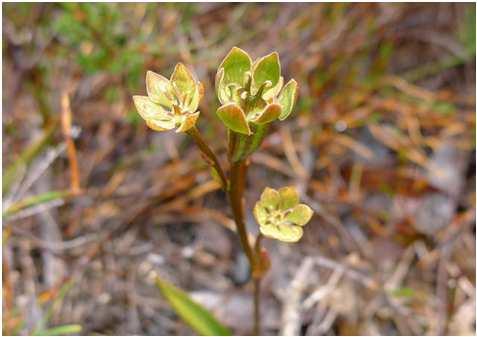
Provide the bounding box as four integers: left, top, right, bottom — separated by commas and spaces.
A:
253, 186, 313, 242
133, 63, 204, 133
133, 49, 312, 243
215, 47, 298, 135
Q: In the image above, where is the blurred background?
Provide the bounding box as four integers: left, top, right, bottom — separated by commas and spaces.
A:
2, 3, 476, 336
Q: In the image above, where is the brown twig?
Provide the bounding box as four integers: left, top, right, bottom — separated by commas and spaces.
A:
61, 91, 81, 195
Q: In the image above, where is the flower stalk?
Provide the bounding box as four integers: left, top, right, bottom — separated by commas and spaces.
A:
186, 126, 227, 190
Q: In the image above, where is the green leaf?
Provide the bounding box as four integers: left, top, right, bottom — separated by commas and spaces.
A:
3, 121, 57, 195
3, 190, 71, 218
218, 47, 252, 86
391, 287, 415, 298
252, 52, 281, 91
216, 103, 251, 135
33, 324, 82, 336
278, 79, 298, 120
156, 277, 231, 336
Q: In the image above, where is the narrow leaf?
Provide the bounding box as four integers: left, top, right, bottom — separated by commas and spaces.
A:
156, 277, 231, 336
33, 324, 82, 336
3, 190, 71, 218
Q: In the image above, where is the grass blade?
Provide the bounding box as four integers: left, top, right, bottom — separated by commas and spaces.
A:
33, 324, 82, 336
156, 277, 231, 336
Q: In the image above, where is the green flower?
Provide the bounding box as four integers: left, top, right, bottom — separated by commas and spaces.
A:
215, 47, 298, 135
133, 63, 204, 133
253, 186, 313, 243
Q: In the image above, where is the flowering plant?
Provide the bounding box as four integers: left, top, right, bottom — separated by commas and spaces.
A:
133, 47, 312, 335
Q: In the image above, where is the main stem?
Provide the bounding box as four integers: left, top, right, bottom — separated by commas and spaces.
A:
253, 233, 264, 335
228, 158, 255, 266
228, 129, 267, 335
187, 126, 227, 190
253, 278, 262, 335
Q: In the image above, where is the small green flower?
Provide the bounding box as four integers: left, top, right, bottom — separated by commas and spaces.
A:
253, 186, 313, 243
133, 63, 204, 133
215, 47, 298, 135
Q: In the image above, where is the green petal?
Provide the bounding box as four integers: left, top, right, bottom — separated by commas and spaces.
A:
253, 202, 268, 227
252, 52, 281, 92
278, 79, 298, 120
215, 67, 228, 104
133, 95, 168, 120
260, 187, 280, 209
146, 71, 173, 108
219, 47, 252, 86
186, 85, 201, 113
171, 63, 197, 101
286, 204, 313, 226
146, 117, 175, 132
263, 76, 283, 100
278, 186, 299, 210
176, 112, 199, 133
249, 103, 281, 124
216, 103, 251, 135
260, 223, 303, 243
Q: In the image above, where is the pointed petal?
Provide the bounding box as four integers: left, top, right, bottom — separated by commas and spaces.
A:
278, 186, 299, 210
249, 103, 281, 124
133, 95, 167, 120
252, 52, 281, 92
145, 117, 175, 132
260, 187, 280, 209
286, 204, 313, 226
176, 112, 199, 133
171, 63, 196, 100
186, 84, 201, 113
146, 71, 173, 108
216, 103, 251, 135
260, 223, 303, 243
219, 47, 252, 86
278, 79, 298, 120
253, 203, 268, 227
